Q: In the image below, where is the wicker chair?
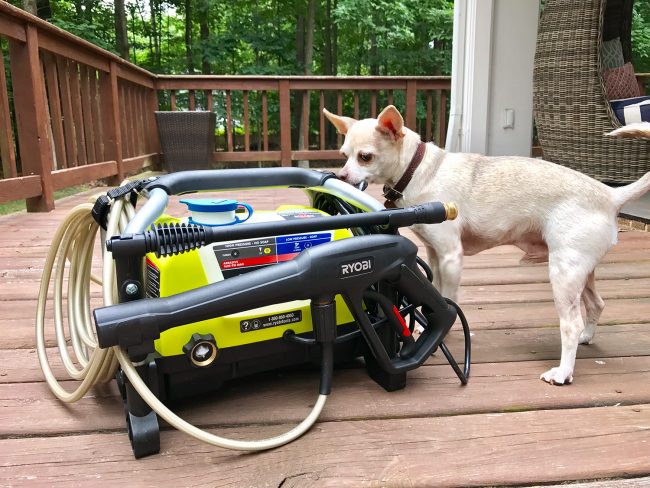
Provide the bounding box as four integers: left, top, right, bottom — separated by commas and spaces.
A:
533, 0, 650, 183
155, 111, 216, 172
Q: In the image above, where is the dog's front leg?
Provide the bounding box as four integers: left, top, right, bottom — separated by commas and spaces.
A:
424, 245, 442, 291
416, 225, 463, 302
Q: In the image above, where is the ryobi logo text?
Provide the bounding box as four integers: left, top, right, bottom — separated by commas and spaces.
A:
339, 257, 374, 278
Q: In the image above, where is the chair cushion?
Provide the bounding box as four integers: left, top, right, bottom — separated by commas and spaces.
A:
603, 62, 641, 100
610, 96, 650, 124
601, 38, 625, 69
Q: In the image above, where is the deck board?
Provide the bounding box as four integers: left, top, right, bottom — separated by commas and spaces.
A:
2, 405, 650, 487
1, 184, 650, 486
4, 356, 650, 438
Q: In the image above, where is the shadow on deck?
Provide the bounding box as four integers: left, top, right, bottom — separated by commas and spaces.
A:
1, 183, 650, 487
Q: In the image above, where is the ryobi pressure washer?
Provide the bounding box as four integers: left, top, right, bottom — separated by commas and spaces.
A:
36, 168, 471, 458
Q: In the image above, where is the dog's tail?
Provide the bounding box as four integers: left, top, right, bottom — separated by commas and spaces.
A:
611, 171, 650, 210
605, 122, 650, 209
606, 122, 650, 139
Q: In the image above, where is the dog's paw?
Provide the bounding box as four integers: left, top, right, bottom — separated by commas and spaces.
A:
540, 367, 573, 386
579, 331, 594, 345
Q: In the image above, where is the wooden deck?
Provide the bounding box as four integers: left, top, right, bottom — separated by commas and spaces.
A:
2, 183, 650, 487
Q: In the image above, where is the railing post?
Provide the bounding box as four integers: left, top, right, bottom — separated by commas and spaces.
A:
405, 80, 417, 131
99, 61, 124, 184
9, 24, 54, 211
279, 80, 291, 167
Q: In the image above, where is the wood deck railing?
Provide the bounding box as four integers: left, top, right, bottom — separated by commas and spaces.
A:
0, 2, 159, 211
155, 75, 450, 167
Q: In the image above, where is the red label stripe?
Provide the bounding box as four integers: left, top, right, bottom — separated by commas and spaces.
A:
221, 255, 278, 269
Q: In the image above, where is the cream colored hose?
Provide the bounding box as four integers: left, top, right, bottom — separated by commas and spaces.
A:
36, 186, 327, 451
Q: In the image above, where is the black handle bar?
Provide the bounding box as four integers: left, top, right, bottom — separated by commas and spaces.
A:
144, 168, 335, 195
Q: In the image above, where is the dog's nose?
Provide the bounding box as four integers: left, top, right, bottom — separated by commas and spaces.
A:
337, 168, 350, 182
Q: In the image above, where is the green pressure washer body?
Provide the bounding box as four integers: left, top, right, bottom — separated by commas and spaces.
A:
92, 168, 471, 458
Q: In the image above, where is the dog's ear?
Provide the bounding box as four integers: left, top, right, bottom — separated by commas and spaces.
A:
376, 105, 405, 140
323, 108, 357, 135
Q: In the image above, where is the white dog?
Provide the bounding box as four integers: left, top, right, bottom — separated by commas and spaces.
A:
607, 122, 650, 139
324, 105, 650, 386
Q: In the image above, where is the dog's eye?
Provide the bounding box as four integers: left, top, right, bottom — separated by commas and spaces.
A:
358, 152, 373, 163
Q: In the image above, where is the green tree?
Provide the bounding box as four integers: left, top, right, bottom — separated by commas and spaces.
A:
333, 0, 453, 76
632, 1, 650, 74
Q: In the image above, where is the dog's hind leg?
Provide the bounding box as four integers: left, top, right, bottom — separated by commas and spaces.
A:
579, 270, 604, 345
541, 252, 592, 385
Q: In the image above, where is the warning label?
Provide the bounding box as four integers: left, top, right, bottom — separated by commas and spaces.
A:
240, 310, 303, 333
213, 233, 331, 278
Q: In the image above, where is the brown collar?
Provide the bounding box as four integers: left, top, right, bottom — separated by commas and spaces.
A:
383, 141, 426, 208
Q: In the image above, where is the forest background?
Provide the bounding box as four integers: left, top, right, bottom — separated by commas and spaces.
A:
11, 1, 650, 78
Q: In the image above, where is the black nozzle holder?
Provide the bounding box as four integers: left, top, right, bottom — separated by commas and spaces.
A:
107, 201, 454, 259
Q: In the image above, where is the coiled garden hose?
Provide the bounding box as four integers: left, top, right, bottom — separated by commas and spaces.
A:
36, 184, 330, 452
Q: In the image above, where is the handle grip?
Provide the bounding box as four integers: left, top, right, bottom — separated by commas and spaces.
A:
385, 201, 458, 228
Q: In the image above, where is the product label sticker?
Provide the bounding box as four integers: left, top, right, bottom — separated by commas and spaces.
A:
276, 233, 331, 261
240, 310, 303, 333
213, 233, 332, 277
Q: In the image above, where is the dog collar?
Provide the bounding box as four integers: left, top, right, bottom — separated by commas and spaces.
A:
383, 141, 427, 208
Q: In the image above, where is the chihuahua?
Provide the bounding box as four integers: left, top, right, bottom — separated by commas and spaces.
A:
324, 105, 650, 385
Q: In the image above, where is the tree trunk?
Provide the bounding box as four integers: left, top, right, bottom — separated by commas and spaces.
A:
129, 5, 137, 62
149, 0, 157, 68
332, 0, 338, 75
293, 9, 305, 147
370, 32, 379, 76
83, 0, 93, 22
304, 0, 315, 75
185, 0, 194, 74
295, 13, 305, 72
115, 0, 129, 61
324, 0, 332, 75
200, 20, 210, 74
198, 0, 210, 74
73, 0, 82, 20
356, 27, 365, 75
298, 0, 316, 167
325, 0, 338, 147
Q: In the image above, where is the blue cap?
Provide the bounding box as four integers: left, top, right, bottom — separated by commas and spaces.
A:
180, 198, 239, 212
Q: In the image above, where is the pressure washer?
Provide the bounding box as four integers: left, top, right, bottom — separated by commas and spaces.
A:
36, 168, 471, 458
